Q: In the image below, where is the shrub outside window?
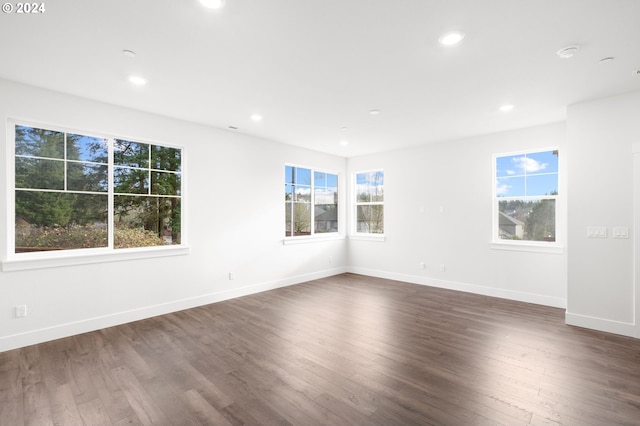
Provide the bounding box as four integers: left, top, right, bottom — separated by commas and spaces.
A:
355, 170, 384, 234
285, 165, 338, 237
495, 149, 558, 243
12, 122, 182, 255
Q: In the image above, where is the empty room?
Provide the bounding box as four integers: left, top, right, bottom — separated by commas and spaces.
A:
1, 0, 640, 425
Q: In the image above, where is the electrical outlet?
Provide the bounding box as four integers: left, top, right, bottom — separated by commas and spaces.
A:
420, 262, 426, 269
440, 264, 446, 272
15, 305, 27, 318
228, 272, 235, 280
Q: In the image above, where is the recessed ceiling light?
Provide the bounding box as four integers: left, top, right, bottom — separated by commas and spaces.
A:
228, 126, 238, 130
199, 0, 226, 9
438, 31, 465, 46
499, 104, 514, 112
599, 57, 615, 64
250, 114, 263, 121
340, 140, 349, 146
128, 75, 147, 86
369, 109, 381, 115
557, 45, 580, 59
122, 49, 136, 58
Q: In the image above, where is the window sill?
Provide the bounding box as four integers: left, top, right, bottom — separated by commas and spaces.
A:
283, 234, 346, 245
349, 234, 386, 242
1, 245, 191, 272
489, 241, 564, 254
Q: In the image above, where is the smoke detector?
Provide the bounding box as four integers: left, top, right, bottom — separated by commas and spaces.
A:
557, 45, 580, 59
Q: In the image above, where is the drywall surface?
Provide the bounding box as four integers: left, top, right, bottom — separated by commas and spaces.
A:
347, 123, 567, 308
566, 90, 640, 338
0, 79, 348, 351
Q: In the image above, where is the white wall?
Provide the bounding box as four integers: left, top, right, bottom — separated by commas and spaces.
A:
566, 90, 640, 338
347, 122, 568, 308
0, 79, 348, 352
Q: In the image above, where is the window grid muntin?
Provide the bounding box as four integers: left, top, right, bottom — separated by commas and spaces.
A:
10, 121, 183, 255
285, 165, 338, 237
354, 169, 384, 234
494, 149, 559, 243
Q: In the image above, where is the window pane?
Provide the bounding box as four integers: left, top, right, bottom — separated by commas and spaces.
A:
151, 145, 181, 172
68, 163, 108, 192
356, 171, 384, 202
151, 171, 181, 196
285, 165, 294, 184
15, 192, 108, 253
290, 203, 311, 236
15, 158, 64, 190
15, 125, 64, 158
114, 196, 181, 248
285, 202, 293, 236
496, 176, 525, 197
114, 167, 149, 194
527, 150, 558, 175
68, 134, 108, 163
314, 171, 327, 187
295, 168, 311, 185
315, 187, 337, 205
315, 204, 337, 233
526, 174, 558, 196
294, 186, 311, 202
285, 184, 293, 201
114, 139, 149, 167
357, 205, 384, 234
498, 199, 555, 242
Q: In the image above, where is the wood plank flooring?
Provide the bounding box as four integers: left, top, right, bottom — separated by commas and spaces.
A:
2, 273, 640, 425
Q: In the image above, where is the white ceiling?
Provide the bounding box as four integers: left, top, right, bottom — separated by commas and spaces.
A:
1, 0, 639, 157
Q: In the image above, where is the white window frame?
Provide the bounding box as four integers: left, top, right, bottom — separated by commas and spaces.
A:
283, 164, 343, 245
491, 147, 563, 254
2, 119, 188, 271
351, 169, 385, 241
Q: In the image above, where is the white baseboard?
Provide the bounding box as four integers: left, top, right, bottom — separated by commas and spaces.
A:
565, 312, 637, 338
347, 267, 567, 308
0, 266, 348, 353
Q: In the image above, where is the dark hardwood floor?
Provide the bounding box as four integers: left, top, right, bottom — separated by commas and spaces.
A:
2, 273, 640, 425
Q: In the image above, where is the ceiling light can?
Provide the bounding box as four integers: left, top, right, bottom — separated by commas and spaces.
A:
438, 31, 465, 46
199, 0, 226, 9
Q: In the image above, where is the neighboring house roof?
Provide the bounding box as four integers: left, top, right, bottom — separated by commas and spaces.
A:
499, 211, 525, 227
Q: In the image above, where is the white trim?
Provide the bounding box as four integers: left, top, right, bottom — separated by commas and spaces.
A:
2, 245, 190, 272
348, 234, 386, 242
0, 266, 347, 353
565, 312, 637, 338
283, 234, 345, 245
347, 266, 567, 308
489, 241, 564, 254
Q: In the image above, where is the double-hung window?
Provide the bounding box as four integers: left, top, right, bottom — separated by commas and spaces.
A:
285, 165, 338, 237
494, 149, 558, 244
9, 121, 183, 259
354, 170, 384, 234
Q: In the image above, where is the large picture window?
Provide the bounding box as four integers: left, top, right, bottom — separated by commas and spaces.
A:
495, 149, 558, 243
354, 170, 384, 234
11, 122, 182, 255
285, 165, 338, 237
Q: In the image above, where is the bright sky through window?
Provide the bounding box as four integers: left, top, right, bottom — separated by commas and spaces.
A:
496, 150, 558, 197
